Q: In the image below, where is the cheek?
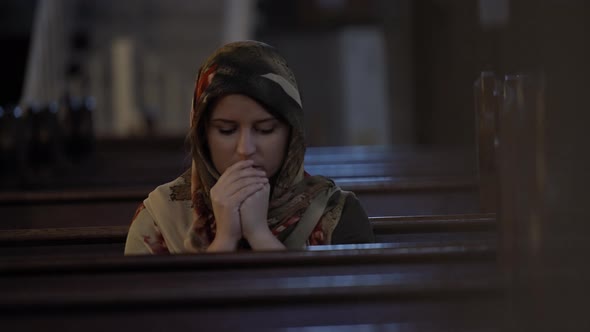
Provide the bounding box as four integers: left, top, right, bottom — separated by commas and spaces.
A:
277, 132, 289, 157
265, 130, 290, 174
207, 133, 234, 173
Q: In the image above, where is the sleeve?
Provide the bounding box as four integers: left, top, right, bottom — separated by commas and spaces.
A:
124, 203, 170, 255
330, 194, 376, 245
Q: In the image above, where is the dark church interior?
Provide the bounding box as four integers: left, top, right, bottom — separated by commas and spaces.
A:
1, 0, 589, 330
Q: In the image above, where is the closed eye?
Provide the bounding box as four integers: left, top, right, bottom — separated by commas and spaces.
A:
256, 126, 276, 134
217, 127, 237, 135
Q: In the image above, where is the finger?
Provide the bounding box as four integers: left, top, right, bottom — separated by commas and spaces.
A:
225, 160, 255, 173
229, 166, 266, 179
224, 176, 268, 196
241, 185, 268, 206
219, 166, 267, 184
231, 182, 265, 205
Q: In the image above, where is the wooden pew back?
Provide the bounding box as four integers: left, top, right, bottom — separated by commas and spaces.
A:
0, 243, 500, 331
1, 143, 480, 229
0, 214, 496, 259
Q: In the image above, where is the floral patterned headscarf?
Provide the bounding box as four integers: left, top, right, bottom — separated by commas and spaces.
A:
186, 41, 346, 250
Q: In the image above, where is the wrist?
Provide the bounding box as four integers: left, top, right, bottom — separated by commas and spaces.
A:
242, 223, 271, 242
207, 233, 239, 252
244, 227, 286, 251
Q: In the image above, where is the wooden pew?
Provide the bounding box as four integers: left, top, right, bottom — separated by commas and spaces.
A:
0, 214, 496, 259
0, 177, 479, 230
0, 137, 189, 191
372, 213, 495, 243
0, 142, 480, 229
0, 243, 501, 331
0, 225, 128, 258
1, 138, 476, 189
0, 188, 147, 229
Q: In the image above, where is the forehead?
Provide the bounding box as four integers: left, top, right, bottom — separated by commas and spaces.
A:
210, 94, 273, 121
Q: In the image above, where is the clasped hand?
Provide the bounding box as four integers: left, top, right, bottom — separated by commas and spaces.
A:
208, 160, 271, 250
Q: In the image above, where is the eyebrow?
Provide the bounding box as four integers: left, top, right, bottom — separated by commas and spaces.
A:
210, 117, 277, 124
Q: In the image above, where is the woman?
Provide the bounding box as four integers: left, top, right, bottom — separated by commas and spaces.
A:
125, 41, 374, 254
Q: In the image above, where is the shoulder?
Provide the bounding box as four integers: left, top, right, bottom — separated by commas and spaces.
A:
332, 191, 366, 221
330, 191, 375, 244
126, 171, 194, 255
147, 170, 192, 204
144, 171, 193, 223
139, 172, 195, 251
341, 191, 362, 209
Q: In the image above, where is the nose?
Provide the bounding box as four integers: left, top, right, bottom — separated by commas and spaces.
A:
237, 129, 256, 159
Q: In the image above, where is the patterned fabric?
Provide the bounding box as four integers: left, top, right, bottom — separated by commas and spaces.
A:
186, 41, 349, 251
125, 41, 351, 254
189, 41, 306, 205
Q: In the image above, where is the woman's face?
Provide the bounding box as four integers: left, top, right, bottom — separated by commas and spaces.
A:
206, 94, 290, 178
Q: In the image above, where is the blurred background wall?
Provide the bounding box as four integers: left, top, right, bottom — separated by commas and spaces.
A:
2, 2, 590, 329
0, 0, 516, 148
